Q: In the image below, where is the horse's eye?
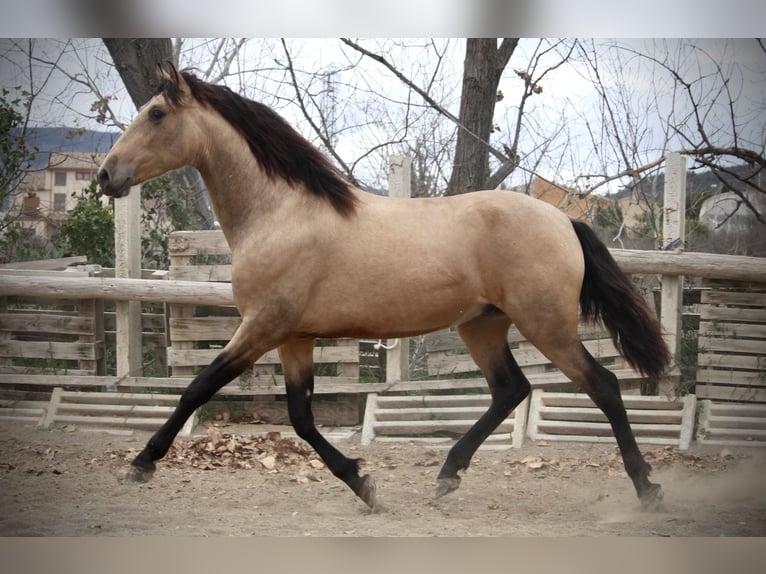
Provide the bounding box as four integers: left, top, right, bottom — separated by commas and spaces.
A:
148, 107, 165, 123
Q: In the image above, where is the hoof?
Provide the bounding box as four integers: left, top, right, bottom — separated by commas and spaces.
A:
124, 464, 155, 484
355, 474, 377, 511
640, 483, 664, 511
435, 476, 461, 498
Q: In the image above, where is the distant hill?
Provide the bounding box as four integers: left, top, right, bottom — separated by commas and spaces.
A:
11, 127, 119, 171
608, 164, 752, 202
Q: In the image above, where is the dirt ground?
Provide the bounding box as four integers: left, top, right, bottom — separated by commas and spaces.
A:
1, 419, 765, 537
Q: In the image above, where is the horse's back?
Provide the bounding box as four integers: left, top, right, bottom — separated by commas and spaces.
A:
358, 188, 574, 238
354, 187, 584, 300
386, 189, 581, 270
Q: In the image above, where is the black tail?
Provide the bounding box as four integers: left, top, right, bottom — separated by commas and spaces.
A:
571, 220, 671, 380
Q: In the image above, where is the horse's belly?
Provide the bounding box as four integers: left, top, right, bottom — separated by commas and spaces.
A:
296, 288, 488, 339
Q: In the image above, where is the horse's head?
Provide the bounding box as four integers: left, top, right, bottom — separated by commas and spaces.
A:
98, 62, 203, 198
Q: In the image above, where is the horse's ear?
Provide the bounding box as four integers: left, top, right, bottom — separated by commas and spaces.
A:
155, 61, 190, 102
156, 61, 180, 85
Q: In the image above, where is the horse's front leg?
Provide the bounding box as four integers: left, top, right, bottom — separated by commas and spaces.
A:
127, 327, 261, 482
279, 337, 377, 510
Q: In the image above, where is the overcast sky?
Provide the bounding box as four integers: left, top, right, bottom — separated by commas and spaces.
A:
2, 37, 764, 193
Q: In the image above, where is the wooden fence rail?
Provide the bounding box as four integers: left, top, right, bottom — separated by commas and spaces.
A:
611, 250, 766, 282
2, 149, 765, 441
2, 245, 765, 437
0, 274, 232, 306
2, 250, 765, 305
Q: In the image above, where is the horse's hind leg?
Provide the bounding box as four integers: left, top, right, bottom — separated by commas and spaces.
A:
436, 311, 531, 497
530, 333, 663, 509
278, 337, 376, 510
581, 351, 663, 509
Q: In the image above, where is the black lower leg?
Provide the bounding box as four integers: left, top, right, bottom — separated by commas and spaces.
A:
131, 352, 247, 473
286, 377, 375, 508
585, 357, 662, 507
437, 349, 530, 495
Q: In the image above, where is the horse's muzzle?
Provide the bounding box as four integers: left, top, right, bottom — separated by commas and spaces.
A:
98, 164, 132, 198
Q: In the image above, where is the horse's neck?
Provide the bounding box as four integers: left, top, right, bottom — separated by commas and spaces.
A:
195, 127, 296, 250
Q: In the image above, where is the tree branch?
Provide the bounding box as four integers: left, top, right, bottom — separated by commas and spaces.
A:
340, 37, 510, 164
280, 39, 357, 183
496, 38, 519, 75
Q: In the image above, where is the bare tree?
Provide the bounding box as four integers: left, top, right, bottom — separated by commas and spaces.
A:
273, 38, 462, 195
569, 39, 670, 242
102, 39, 174, 109
8, 37, 764, 248
0, 39, 84, 233
338, 38, 522, 195
573, 39, 766, 226
654, 39, 766, 224
1, 40, 37, 220
445, 38, 519, 195
172, 38, 248, 84
338, 38, 585, 198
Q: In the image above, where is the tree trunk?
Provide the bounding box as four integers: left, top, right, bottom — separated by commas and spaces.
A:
102, 39, 216, 228
103, 39, 174, 108
446, 38, 518, 196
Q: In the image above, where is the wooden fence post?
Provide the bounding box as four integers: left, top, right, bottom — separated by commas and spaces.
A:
385, 155, 411, 383
114, 186, 143, 379
660, 152, 687, 393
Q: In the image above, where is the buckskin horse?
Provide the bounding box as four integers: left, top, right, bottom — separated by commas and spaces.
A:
98, 63, 670, 511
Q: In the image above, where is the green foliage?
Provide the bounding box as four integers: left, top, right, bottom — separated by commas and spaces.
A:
140, 174, 207, 269
633, 208, 660, 242
675, 314, 700, 397
51, 175, 207, 270
684, 189, 712, 245
0, 87, 36, 207
2, 85, 205, 272
0, 218, 61, 263
53, 180, 115, 267
2, 173, 208, 270
631, 196, 711, 246
592, 201, 624, 242
686, 217, 710, 241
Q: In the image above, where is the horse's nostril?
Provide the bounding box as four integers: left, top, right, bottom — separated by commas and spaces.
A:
98, 168, 110, 184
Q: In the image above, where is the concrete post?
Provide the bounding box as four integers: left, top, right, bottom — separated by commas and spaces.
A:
660, 152, 687, 393
114, 186, 143, 378
385, 155, 411, 383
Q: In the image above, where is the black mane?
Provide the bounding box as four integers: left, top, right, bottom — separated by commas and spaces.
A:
156, 71, 357, 217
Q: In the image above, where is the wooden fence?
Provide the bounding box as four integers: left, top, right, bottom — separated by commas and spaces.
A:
3, 152, 765, 445
0, 261, 106, 382
1, 235, 765, 444
694, 279, 766, 445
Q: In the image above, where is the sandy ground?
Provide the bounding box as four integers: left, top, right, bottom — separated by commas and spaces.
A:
1, 420, 765, 537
